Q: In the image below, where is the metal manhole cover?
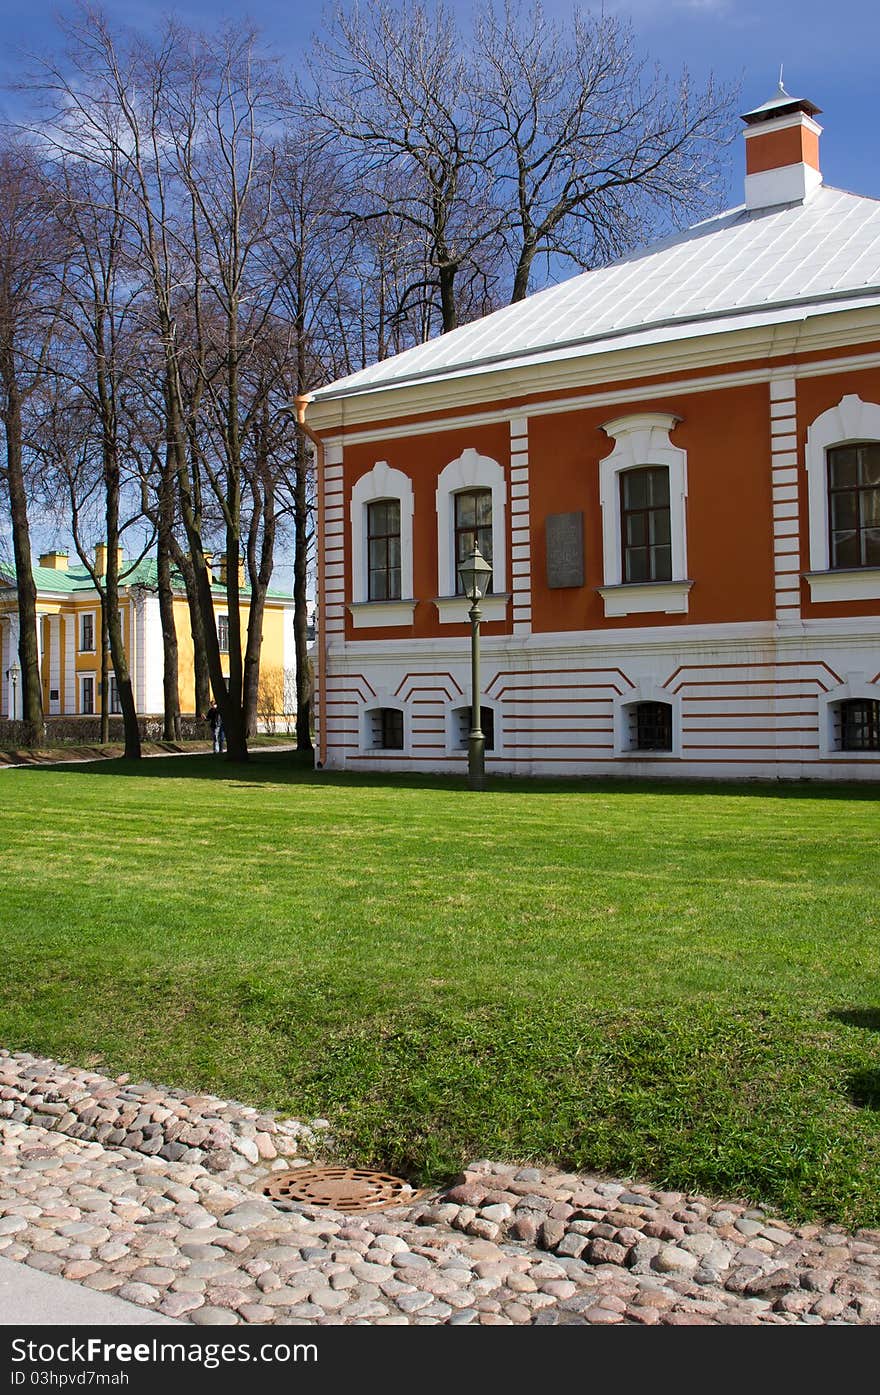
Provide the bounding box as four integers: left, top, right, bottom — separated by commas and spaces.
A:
262, 1166, 419, 1213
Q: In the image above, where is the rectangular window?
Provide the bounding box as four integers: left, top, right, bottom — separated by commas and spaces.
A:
218, 614, 229, 653
620, 468, 672, 583
371, 707, 404, 750
81, 676, 94, 715
454, 489, 493, 594
80, 613, 94, 652
367, 500, 402, 601
632, 702, 673, 752
828, 444, 880, 569
840, 698, 880, 751
109, 675, 121, 715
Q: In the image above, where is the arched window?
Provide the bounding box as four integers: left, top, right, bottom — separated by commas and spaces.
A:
349, 461, 414, 626
805, 395, 880, 602
631, 701, 673, 752
435, 448, 507, 621
598, 414, 690, 616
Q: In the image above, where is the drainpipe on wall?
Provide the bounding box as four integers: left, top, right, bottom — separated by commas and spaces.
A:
293, 396, 327, 770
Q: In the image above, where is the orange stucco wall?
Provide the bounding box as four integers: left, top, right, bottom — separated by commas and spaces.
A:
343, 419, 513, 642
340, 377, 777, 639
528, 382, 774, 632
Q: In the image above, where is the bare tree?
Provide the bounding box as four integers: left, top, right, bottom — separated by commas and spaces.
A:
0, 141, 64, 742
476, 2, 736, 301
35, 9, 290, 760
301, 0, 505, 334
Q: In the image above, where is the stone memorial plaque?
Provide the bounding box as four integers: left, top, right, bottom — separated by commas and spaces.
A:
546, 511, 584, 588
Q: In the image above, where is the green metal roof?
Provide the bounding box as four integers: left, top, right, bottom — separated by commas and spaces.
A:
0, 557, 293, 601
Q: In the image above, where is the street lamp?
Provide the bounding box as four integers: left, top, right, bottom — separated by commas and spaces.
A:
457, 545, 493, 791
6, 661, 20, 721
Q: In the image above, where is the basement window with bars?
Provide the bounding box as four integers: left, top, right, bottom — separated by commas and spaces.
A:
835, 698, 880, 752
455, 705, 495, 751
369, 707, 404, 751
628, 701, 673, 752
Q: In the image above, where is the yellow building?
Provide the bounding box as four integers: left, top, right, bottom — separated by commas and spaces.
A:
0, 547, 296, 719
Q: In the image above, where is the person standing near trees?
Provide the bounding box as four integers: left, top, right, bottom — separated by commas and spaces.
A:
206, 699, 225, 755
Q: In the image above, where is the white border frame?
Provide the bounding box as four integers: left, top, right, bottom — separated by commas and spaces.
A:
79, 609, 96, 654
598, 413, 690, 616
79, 671, 96, 715
819, 675, 880, 758
614, 683, 681, 758
445, 696, 502, 756
359, 694, 409, 756
349, 462, 415, 622
435, 448, 507, 622
804, 394, 880, 602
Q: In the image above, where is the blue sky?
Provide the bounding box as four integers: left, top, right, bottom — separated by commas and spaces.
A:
2, 0, 878, 203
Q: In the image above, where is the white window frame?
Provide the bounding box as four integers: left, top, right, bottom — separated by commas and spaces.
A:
80, 672, 96, 715
446, 697, 502, 756
819, 675, 880, 758
804, 394, 880, 602
79, 610, 96, 653
614, 683, 681, 758
435, 448, 508, 623
598, 413, 691, 617
349, 462, 415, 628
360, 696, 409, 755
108, 673, 121, 715
218, 613, 230, 653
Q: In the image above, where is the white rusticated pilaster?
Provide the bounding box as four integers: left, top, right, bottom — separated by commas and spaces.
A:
323, 442, 346, 639
770, 375, 802, 621
49, 615, 61, 713
509, 416, 531, 635
63, 612, 76, 714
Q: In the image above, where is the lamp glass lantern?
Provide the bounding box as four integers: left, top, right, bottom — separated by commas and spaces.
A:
457, 545, 492, 789
457, 545, 493, 604
7, 660, 20, 721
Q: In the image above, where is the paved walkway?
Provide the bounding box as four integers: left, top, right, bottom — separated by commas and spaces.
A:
0, 1256, 180, 1326
2, 1052, 879, 1326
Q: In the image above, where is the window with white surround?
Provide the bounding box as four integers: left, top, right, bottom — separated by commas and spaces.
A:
218, 614, 229, 653
362, 700, 407, 752
109, 674, 121, 714
598, 413, 691, 617
349, 462, 415, 627
80, 674, 95, 715
435, 448, 508, 622
805, 395, 880, 601
821, 678, 880, 756
80, 611, 95, 653
615, 684, 680, 757
450, 703, 497, 753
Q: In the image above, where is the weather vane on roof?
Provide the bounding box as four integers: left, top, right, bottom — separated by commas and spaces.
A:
778, 64, 787, 95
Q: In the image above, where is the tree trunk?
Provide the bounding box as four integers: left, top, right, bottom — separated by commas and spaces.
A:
156, 520, 180, 741
105, 490, 141, 760
293, 428, 313, 753
2, 389, 43, 744
100, 594, 109, 744
156, 464, 181, 740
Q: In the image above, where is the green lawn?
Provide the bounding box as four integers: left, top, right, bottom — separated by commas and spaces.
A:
1, 754, 879, 1225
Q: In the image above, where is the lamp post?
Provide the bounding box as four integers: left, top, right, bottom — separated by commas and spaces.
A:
6, 661, 20, 722
457, 545, 493, 791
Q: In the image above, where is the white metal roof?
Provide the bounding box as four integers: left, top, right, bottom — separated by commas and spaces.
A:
311, 185, 880, 404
